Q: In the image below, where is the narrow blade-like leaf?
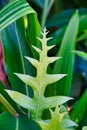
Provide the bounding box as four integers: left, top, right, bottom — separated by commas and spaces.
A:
53, 11, 79, 96
72, 50, 87, 61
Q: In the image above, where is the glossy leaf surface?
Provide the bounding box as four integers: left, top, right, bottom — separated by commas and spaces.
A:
0, 0, 35, 31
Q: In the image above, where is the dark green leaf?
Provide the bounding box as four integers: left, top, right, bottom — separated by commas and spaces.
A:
29, 0, 44, 8
79, 14, 87, 32
70, 90, 87, 124
48, 26, 66, 46
0, 112, 41, 130
1, 23, 28, 94
1, 14, 40, 96
27, 13, 41, 47
46, 8, 87, 28
53, 11, 79, 96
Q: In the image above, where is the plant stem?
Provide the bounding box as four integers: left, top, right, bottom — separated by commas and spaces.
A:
47, 0, 54, 16
14, 23, 30, 117
16, 117, 19, 130
41, 0, 54, 29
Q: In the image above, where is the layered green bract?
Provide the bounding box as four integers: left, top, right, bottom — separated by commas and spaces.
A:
38, 105, 77, 130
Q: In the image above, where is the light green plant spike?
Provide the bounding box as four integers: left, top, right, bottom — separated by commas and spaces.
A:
38, 105, 77, 130
6, 28, 72, 120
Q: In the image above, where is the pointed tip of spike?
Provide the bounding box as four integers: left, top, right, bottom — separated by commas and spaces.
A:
44, 27, 47, 31
24, 56, 27, 58
44, 27, 49, 35
14, 72, 20, 77
57, 57, 62, 60
24, 56, 30, 61
14, 72, 17, 75
14, 73, 18, 77
43, 27, 47, 33
37, 37, 42, 42
47, 45, 55, 51
32, 45, 41, 54
47, 37, 53, 41
63, 74, 67, 77
53, 57, 62, 62
41, 27, 49, 36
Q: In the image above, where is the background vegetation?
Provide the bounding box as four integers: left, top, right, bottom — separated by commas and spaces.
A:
0, 0, 87, 130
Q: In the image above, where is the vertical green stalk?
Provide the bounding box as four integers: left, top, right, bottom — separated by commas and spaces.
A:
41, 0, 54, 28
16, 117, 19, 130
14, 23, 30, 117
46, 0, 54, 16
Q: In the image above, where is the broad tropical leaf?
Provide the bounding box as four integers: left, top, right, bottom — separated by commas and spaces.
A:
0, 0, 40, 95
0, 112, 41, 130
0, 0, 35, 31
